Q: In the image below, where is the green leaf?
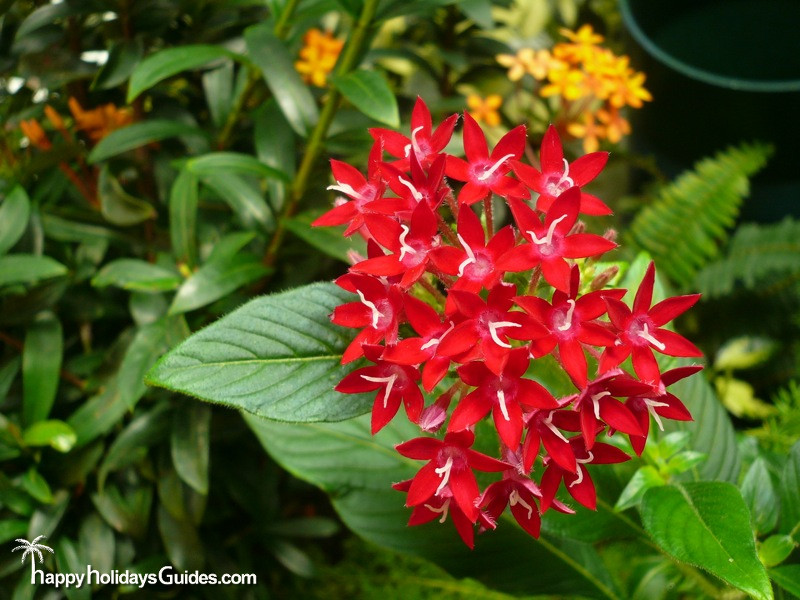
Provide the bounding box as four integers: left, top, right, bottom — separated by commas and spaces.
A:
97, 403, 171, 491
284, 211, 366, 263
167, 254, 269, 315
97, 166, 156, 226
202, 61, 234, 128
79, 514, 115, 575
244, 24, 319, 136
615, 466, 666, 511
67, 377, 127, 447
246, 414, 624, 599
254, 101, 295, 212
0, 255, 67, 287
0, 519, 28, 544
741, 457, 779, 535
758, 535, 796, 568
92, 485, 151, 538
157, 504, 204, 572
641, 482, 772, 600
266, 538, 316, 577
332, 69, 399, 127
90, 120, 208, 163
22, 420, 77, 453
22, 312, 62, 426
170, 401, 211, 495
169, 169, 199, 269
92, 259, 182, 292
92, 38, 144, 90
127, 44, 240, 102
186, 151, 289, 182
459, 0, 494, 28
0, 187, 31, 255
779, 441, 800, 535
148, 283, 373, 423
199, 171, 274, 231
21, 468, 53, 504
14, 2, 77, 38
263, 516, 339, 538
55, 538, 90, 600
769, 565, 800, 596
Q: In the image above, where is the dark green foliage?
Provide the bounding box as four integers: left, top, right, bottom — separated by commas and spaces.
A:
626, 142, 772, 286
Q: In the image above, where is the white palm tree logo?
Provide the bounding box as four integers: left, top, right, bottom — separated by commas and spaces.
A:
12, 535, 54, 578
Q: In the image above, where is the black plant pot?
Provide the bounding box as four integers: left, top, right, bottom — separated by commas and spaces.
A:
619, 0, 800, 222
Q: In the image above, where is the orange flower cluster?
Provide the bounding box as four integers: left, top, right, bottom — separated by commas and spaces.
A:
497, 25, 651, 152
466, 93, 503, 126
68, 98, 133, 142
295, 28, 344, 87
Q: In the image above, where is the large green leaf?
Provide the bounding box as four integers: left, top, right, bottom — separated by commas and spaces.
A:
199, 171, 274, 231
741, 457, 779, 535
0, 187, 31, 256
89, 121, 208, 163
769, 565, 800, 596
244, 24, 319, 136
245, 413, 623, 599
185, 152, 289, 182
91, 259, 181, 292
779, 441, 800, 535
0, 255, 67, 287
22, 312, 63, 426
641, 482, 772, 600
127, 45, 241, 102
332, 69, 400, 127
147, 282, 373, 423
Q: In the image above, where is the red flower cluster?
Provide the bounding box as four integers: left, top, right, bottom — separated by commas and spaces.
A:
315, 98, 703, 548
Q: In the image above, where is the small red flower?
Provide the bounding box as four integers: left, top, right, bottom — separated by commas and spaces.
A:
396, 430, 510, 522
479, 470, 543, 538
498, 188, 617, 292
445, 113, 528, 204
370, 96, 459, 170
336, 345, 423, 434
600, 262, 702, 383
513, 124, 611, 215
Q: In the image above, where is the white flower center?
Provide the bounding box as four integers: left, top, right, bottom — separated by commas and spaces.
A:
644, 397, 670, 431
527, 214, 568, 247
357, 290, 385, 329
509, 489, 534, 519
637, 323, 666, 351
544, 410, 569, 443
497, 389, 510, 421
424, 498, 451, 523
434, 456, 454, 496
477, 153, 515, 181
420, 321, 455, 351
488, 321, 521, 348
556, 299, 576, 332
397, 176, 424, 202
570, 451, 595, 487
545, 159, 575, 196
590, 391, 611, 421
360, 373, 398, 408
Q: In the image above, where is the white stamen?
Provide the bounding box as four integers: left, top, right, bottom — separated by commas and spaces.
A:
570, 451, 595, 487
557, 299, 576, 332
590, 391, 611, 421
434, 456, 454, 496
361, 373, 398, 408
527, 214, 568, 247
456, 233, 477, 277
488, 321, 521, 348
497, 389, 510, 421
398, 225, 417, 261
357, 290, 385, 329
410, 126, 424, 155
403, 143, 411, 158
644, 397, 670, 431
638, 323, 666, 351
477, 153, 515, 181
327, 183, 366, 201
397, 176, 424, 202
424, 499, 451, 523
546, 159, 576, 195
544, 410, 569, 443
509, 489, 534, 519
420, 321, 455, 351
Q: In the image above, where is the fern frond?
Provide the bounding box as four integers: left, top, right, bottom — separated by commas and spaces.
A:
626, 142, 772, 286
695, 218, 800, 297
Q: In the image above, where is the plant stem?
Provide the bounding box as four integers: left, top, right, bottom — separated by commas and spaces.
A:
216, 0, 300, 149
262, 0, 380, 268
483, 195, 494, 238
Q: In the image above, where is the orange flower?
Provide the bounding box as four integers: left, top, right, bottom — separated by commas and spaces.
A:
496, 48, 555, 81
466, 94, 503, 126
19, 119, 52, 150
68, 97, 133, 142
295, 28, 344, 87
567, 111, 606, 153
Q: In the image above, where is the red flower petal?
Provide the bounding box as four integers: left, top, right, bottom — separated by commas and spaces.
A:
396, 437, 444, 459
540, 125, 564, 174
448, 391, 491, 432
570, 152, 608, 185
633, 262, 656, 314
654, 329, 703, 357
562, 233, 617, 259
649, 294, 701, 327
